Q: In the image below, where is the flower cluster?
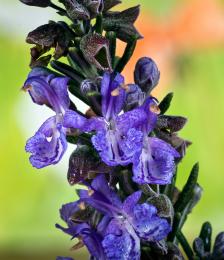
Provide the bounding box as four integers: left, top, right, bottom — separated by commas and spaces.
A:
20, 0, 224, 259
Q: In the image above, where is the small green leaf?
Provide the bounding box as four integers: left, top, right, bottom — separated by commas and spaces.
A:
115, 37, 137, 73
159, 92, 174, 114
174, 163, 199, 213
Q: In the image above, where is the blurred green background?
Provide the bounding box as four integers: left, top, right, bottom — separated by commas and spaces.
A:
0, 0, 224, 259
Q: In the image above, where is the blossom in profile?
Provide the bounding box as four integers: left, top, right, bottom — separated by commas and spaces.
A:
23, 67, 70, 168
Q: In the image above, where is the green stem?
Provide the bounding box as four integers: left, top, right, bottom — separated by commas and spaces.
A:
168, 212, 181, 242
176, 231, 194, 259
51, 60, 85, 83
174, 163, 199, 213
95, 13, 103, 34
159, 92, 174, 114
106, 31, 116, 68
115, 37, 137, 73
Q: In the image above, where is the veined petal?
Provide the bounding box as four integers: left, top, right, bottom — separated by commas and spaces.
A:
122, 191, 142, 215
55, 222, 90, 238
115, 108, 148, 134
132, 137, 179, 185
141, 97, 158, 133
83, 232, 106, 260
79, 175, 122, 216
91, 175, 122, 207
91, 129, 134, 166
131, 203, 171, 242
63, 109, 105, 132
23, 67, 70, 113
102, 220, 140, 260
101, 72, 126, 121
25, 117, 67, 169
63, 109, 88, 130
119, 128, 143, 159
50, 77, 70, 111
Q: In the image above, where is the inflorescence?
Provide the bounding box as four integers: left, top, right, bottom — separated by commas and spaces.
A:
20, 0, 224, 259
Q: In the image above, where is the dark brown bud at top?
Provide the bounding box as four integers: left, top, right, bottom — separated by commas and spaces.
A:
19, 0, 51, 7
26, 21, 72, 59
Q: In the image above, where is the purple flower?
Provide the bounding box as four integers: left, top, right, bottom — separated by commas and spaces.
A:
23, 67, 70, 114
63, 72, 179, 184
56, 201, 107, 260
132, 98, 180, 184
23, 67, 71, 168
25, 117, 67, 169
80, 175, 171, 259
64, 72, 145, 166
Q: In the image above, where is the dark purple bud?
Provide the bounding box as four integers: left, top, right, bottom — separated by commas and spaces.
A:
19, 0, 51, 7
124, 84, 145, 111
103, 5, 142, 42
193, 238, 205, 258
213, 232, 224, 259
157, 115, 188, 132
134, 57, 160, 94
80, 33, 112, 71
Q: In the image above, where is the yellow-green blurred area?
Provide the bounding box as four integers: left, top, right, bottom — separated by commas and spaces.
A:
0, 0, 224, 259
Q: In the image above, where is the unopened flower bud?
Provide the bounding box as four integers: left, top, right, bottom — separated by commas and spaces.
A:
19, 0, 51, 7
213, 232, 224, 259
134, 57, 160, 94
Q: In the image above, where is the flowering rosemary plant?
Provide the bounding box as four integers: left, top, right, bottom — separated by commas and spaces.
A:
20, 0, 224, 259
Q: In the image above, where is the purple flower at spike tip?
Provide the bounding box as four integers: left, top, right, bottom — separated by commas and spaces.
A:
79, 175, 171, 259
63, 72, 147, 166
23, 67, 71, 168
132, 98, 180, 185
